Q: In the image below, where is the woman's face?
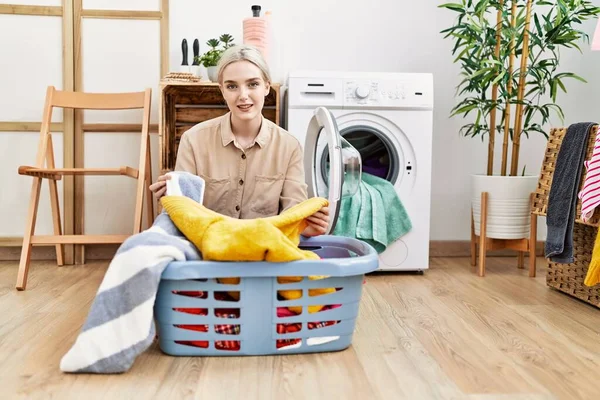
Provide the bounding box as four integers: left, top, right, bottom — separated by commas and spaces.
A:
220, 60, 270, 123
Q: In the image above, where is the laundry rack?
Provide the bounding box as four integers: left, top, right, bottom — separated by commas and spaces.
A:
532, 126, 600, 308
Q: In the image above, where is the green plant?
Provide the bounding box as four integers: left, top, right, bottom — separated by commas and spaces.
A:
439, 0, 600, 176
195, 34, 235, 68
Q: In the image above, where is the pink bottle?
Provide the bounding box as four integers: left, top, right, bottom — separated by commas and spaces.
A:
243, 5, 270, 60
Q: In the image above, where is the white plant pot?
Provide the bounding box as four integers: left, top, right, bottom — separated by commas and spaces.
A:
207, 66, 218, 82
471, 174, 538, 239
190, 65, 202, 78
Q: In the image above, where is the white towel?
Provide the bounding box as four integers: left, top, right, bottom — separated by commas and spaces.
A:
60, 172, 204, 373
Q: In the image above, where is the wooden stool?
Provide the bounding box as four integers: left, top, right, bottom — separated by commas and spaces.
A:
15, 86, 154, 290
470, 192, 537, 277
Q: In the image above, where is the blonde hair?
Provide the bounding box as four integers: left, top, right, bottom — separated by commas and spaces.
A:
217, 44, 272, 84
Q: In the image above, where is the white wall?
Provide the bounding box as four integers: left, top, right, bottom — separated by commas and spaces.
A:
0, 4, 162, 239
0, 13, 64, 237
2, 0, 600, 241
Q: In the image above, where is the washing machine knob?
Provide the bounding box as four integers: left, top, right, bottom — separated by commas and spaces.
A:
355, 85, 370, 99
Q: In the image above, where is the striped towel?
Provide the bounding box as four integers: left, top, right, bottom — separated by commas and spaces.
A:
59, 171, 204, 374
578, 128, 600, 222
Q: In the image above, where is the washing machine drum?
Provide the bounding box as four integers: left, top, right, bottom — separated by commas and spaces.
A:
331, 125, 399, 184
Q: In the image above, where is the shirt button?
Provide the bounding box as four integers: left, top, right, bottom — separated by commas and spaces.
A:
239, 179, 244, 185
235, 205, 240, 211
241, 154, 246, 159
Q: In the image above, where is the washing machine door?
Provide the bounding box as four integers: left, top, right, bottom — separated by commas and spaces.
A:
304, 107, 362, 234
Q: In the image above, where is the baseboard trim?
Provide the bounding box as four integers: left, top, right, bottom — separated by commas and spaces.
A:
429, 240, 546, 258
0, 240, 545, 261
0, 244, 120, 261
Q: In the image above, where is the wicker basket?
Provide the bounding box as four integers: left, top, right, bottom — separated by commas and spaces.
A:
532, 126, 600, 307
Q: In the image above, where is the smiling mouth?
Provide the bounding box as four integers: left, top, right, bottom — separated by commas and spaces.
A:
237, 104, 253, 111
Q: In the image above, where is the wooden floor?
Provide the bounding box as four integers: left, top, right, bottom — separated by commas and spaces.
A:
1, 256, 600, 400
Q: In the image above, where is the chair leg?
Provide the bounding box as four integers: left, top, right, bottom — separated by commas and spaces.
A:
145, 135, 154, 228
47, 135, 64, 265
529, 194, 537, 278
517, 252, 525, 269
134, 134, 150, 234
478, 192, 488, 277
133, 178, 145, 233
16, 177, 43, 290
49, 178, 64, 266
470, 207, 477, 267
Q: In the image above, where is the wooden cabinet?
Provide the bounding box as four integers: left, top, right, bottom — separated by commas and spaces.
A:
158, 80, 281, 174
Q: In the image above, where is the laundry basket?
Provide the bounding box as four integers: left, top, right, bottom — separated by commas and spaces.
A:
153, 235, 379, 356
532, 126, 600, 308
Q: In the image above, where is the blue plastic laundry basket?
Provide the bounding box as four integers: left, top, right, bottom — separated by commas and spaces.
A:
154, 235, 379, 356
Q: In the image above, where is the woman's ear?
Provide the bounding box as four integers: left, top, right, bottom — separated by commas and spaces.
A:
265, 81, 271, 96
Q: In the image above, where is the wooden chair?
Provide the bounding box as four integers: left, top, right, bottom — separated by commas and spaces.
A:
16, 86, 154, 290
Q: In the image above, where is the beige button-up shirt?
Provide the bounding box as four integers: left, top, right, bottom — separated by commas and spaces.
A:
174, 112, 308, 219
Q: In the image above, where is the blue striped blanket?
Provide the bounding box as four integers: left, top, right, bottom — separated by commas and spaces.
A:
60, 172, 204, 373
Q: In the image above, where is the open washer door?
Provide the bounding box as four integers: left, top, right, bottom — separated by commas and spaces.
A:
304, 107, 362, 234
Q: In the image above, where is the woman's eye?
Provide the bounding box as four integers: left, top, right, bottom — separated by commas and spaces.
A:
249, 82, 259, 88
227, 85, 237, 90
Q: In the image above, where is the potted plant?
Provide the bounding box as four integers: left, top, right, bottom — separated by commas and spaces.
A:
440, 0, 600, 240
195, 34, 235, 82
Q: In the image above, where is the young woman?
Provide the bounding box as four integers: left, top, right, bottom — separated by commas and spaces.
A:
150, 44, 329, 236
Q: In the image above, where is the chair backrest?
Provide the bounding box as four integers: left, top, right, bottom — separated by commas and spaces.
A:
49, 86, 150, 110
34, 86, 152, 166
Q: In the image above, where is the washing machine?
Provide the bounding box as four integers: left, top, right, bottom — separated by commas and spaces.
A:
286, 70, 433, 271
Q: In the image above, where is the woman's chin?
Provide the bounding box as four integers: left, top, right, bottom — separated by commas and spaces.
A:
233, 109, 259, 120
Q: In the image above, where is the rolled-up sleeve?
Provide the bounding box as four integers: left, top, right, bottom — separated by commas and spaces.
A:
280, 142, 308, 211
174, 132, 197, 174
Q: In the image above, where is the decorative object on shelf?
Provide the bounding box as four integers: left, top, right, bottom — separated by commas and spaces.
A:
439, 0, 600, 276
163, 72, 201, 82
180, 38, 189, 73
190, 38, 202, 77
243, 4, 270, 60
181, 38, 188, 65
195, 34, 235, 82
192, 39, 200, 65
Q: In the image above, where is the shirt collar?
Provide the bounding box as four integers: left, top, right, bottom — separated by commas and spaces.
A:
220, 112, 271, 149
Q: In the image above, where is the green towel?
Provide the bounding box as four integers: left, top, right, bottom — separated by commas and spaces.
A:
333, 172, 412, 253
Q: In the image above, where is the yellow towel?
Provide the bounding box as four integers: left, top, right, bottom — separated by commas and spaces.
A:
160, 195, 335, 312
585, 229, 600, 287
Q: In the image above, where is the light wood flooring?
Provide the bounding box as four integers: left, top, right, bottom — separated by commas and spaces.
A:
1, 256, 600, 400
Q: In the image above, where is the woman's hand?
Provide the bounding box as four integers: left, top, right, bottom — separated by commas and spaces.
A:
149, 174, 171, 200
302, 206, 330, 237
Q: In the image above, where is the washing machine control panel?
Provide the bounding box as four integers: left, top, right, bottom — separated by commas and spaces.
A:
343, 79, 431, 108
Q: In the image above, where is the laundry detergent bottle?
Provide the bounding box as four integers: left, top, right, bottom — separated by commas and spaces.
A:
243, 5, 270, 60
